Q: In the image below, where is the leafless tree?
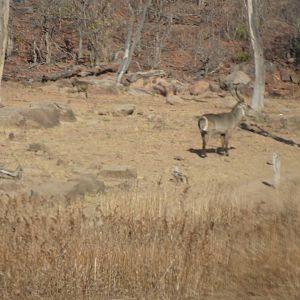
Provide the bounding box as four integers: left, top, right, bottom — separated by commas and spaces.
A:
246, 0, 265, 111
71, 0, 90, 61
148, 0, 173, 68
0, 0, 10, 103
32, 0, 62, 64
70, 0, 115, 66
116, 0, 152, 84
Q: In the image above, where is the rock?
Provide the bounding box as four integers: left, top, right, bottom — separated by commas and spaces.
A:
223, 70, 251, 89
8, 132, 15, 140
166, 95, 185, 105
231, 63, 254, 76
291, 73, 300, 84
127, 87, 153, 96
209, 82, 221, 92
112, 104, 135, 116
189, 80, 210, 96
29, 101, 76, 122
97, 109, 109, 116
174, 155, 185, 161
153, 79, 169, 97
265, 61, 276, 74
27, 143, 50, 153
147, 113, 165, 129
99, 165, 137, 180
36, 174, 105, 201
0, 101, 76, 129
280, 69, 291, 82
81, 78, 124, 94
268, 88, 289, 98
168, 79, 186, 95
0, 106, 60, 128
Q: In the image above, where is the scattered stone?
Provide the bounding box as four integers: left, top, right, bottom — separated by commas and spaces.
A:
174, 155, 185, 161
97, 110, 109, 116
56, 158, 66, 166
147, 113, 165, 129
99, 165, 137, 180
166, 95, 185, 105
189, 80, 210, 96
153, 79, 169, 96
268, 88, 288, 98
0, 101, 76, 129
112, 104, 136, 116
29, 101, 76, 122
222, 70, 251, 90
209, 82, 221, 93
280, 69, 291, 82
8, 132, 15, 140
127, 87, 153, 96
265, 61, 276, 74
291, 73, 300, 84
36, 174, 105, 201
82, 78, 124, 94
27, 143, 53, 159
27, 143, 50, 154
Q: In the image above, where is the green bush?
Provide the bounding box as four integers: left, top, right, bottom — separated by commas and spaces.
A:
236, 23, 249, 40
235, 50, 251, 63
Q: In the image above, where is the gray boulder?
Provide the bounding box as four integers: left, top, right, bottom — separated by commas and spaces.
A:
80, 78, 124, 94
0, 101, 76, 129
222, 70, 251, 90
112, 104, 136, 116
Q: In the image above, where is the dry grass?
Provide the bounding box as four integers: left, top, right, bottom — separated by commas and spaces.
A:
0, 183, 299, 300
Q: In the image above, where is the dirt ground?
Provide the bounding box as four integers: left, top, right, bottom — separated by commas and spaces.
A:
1, 80, 300, 208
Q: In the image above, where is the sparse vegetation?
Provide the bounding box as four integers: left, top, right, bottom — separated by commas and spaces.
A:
236, 22, 249, 41
235, 50, 251, 63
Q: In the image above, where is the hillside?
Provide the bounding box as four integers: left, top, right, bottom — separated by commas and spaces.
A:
3, 0, 300, 82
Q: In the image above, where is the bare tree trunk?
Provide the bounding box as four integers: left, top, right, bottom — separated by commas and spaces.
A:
0, 0, 10, 103
78, 26, 83, 61
154, 31, 161, 68
45, 30, 52, 64
116, 0, 152, 84
116, 7, 134, 84
32, 37, 37, 64
247, 0, 265, 112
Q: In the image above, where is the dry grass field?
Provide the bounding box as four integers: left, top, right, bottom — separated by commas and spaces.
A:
0, 81, 300, 299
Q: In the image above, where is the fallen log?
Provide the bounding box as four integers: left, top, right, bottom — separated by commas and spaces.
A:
0, 165, 23, 180
34, 63, 120, 82
78, 63, 120, 77
240, 122, 300, 147
39, 65, 82, 82
124, 69, 166, 83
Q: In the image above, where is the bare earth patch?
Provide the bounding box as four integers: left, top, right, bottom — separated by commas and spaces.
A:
0, 81, 299, 299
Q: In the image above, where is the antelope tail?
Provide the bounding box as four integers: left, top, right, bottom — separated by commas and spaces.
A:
198, 116, 208, 131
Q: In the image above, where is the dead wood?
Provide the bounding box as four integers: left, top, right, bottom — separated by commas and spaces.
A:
33, 63, 120, 82
124, 69, 166, 83
0, 165, 23, 180
240, 122, 300, 147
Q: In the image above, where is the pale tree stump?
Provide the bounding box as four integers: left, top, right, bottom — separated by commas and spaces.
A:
272, 152, 281, 189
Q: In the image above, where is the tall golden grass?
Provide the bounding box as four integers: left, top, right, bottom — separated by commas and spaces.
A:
0, 182, 299, 300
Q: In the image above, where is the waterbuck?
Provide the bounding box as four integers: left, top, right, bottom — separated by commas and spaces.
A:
198, 89, 249, 157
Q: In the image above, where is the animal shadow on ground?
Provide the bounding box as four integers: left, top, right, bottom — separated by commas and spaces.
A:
188, 147, 235, 158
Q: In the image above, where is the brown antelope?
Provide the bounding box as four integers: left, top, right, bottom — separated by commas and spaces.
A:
198, 88, 250, 157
